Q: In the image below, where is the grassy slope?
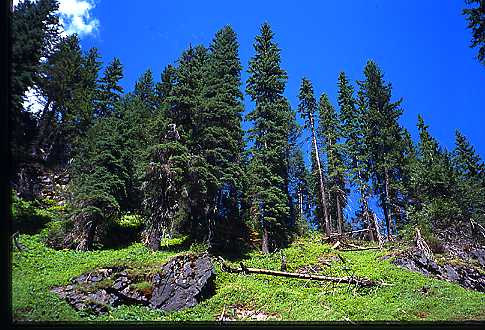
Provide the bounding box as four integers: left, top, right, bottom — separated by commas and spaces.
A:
12, 233, 485, 322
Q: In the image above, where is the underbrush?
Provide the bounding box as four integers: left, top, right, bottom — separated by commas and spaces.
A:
11, 233, 485, 322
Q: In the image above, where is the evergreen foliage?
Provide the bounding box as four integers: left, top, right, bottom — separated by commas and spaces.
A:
318, 93, 348, 234
463, 0, 485, 65
246, 23, 292, 253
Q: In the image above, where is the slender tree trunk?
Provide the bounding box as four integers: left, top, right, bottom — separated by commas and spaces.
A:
336, 193, 343, 235
309, 114, 331, 238
298, 191, 303, 221
383, 168, 392, 239
262, 224, 269, 254
31, 99, 53, 159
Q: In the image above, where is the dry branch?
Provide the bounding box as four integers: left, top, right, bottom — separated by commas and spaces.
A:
414, 227, 433, 260
218, 258, 385, 287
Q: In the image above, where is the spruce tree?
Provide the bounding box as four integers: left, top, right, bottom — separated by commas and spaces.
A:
454, 130, 485, 180
96, 58, 124, 118
318, 93, 348, 235
195, 26, 245, 248
359, 60, 405, 239
246, 23, 292, 253
296, 78, 331, 237
134, 69, 157, 112
66, 116, 129, 251
453, 130, 485, 225
338, 72, 374, 237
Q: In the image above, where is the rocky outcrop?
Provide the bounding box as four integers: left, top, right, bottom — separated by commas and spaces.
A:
393, 247, 485, 292
51, 253, 215, 315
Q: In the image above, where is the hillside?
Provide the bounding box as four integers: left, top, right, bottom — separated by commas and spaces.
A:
12, 233, 485, 322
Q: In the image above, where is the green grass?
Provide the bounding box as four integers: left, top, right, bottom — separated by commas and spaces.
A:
12, 233, 485, 322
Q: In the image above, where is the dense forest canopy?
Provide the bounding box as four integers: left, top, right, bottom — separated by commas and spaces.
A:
9, 0, 485, 255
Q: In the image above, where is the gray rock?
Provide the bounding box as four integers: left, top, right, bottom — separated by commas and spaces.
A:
51, 254, 215, 315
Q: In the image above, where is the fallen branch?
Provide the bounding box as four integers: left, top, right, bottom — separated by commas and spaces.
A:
323, 229, 371, 240
339, 247, 381, 252
218, 258, 386, 287
339, 241, 380, 251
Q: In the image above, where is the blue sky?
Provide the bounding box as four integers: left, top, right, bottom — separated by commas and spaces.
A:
74, 0, 483, 158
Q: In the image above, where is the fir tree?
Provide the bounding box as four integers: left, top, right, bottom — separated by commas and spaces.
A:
195, 26, 245, 248
296, 78, 331, 237
454, 130, 485, 180
246, 23, 292, 253
66, 116, 129, 251
318, 93, 348, 235
96, 58, 124, 118
359, 60, 405, 239
338, 72, 374, 237
134, 69, 157, 112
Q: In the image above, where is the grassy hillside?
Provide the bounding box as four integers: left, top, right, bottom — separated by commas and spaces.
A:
12, 233, 485, 322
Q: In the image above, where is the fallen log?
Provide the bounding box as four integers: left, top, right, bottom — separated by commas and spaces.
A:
339, 242, 380, 251
218, 258, 386, 287
323, 229, 371, 240
339, 247, 381, 252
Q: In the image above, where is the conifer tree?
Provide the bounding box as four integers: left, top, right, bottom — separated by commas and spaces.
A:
133, 69, 157, 112
318, 93, 348, 235
453, 130, 485, 225
246, 23, 292, 253
288, 148, 311, 235
156, 64, 176, 105
359, 60, 405, 239
296, 78, 331, 237
96, 58, 124, 118
66, 116, 129, 251
454, 130, 485, 180
194, 26, 245, 248
338, 72, 374, 237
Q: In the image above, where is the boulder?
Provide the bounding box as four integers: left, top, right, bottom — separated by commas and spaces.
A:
51, 253, 215, 315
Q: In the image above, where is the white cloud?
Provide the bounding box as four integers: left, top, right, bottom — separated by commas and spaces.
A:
13, 0, 99, 38
58, 0, 99, 37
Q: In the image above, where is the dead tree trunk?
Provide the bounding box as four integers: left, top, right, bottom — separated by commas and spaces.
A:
382, 168, 393, 240
336, 192, 343, 235
414, 227, 433, 260
219, 261, 380, 287
309, 113, 331, 238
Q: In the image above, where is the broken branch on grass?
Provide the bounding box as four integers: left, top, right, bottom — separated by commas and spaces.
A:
218, 259, 387, 287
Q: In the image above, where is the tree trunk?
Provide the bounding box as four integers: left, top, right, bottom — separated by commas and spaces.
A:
336, 193, 343, 235
309, 114, 331, 238
383, 168, 392, 240
262, 224, 269, 254
220, 262, 380, 287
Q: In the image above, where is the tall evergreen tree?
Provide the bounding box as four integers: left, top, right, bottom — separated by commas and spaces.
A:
246, 23, 292, 253
66, 116, 129, 251
453, 130, 485, 225
134, 69, 157, 112
318, 93, 348, 235
194, 26, 245, 249
96, 58, 123, 118
296, 78, 331, 237
338, 72, 374, 237
359, 60, 405, 239
454, 130, 485, 180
